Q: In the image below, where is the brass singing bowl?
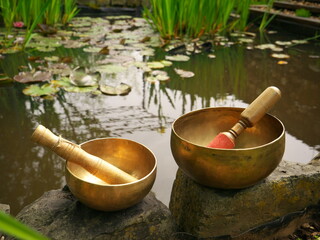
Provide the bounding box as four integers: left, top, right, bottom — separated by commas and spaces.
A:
171, 107, 285, 189
65, 138, 157, 211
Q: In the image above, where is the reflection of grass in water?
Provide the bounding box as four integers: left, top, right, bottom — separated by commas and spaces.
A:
165, 46, 247, 108
144, 46, 248, 118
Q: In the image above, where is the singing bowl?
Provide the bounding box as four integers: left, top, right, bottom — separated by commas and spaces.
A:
65, 138, 157, 211
171, 107, 285, 189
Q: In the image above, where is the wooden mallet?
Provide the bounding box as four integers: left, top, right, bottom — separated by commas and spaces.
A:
31, 125, 138, 184
207, 86, 281, 149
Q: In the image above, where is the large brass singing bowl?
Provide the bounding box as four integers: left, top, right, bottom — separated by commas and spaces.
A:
171, 107, 285, 189
65, 138, 157, 211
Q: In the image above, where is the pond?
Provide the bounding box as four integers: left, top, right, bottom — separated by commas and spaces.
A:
0, 14, 319, 216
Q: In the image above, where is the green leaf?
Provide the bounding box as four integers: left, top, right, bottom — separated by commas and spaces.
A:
147, 61, 165, 69
165, 54, 190, 62
0, 212, 49, 240
22, 84, 58, 97
95, 64, 127, 74
100, 83, 131, 96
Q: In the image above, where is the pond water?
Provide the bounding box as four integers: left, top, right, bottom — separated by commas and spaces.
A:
0, 15, 319, 215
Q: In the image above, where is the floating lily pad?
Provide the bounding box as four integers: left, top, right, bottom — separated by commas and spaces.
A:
147, 61, 165, 69
47, 63, 71, 76
238, 38, 254, 43
14, 71, 52, 83
145, 76, 158, 83
0, 74, 12, 84
275, 41, 292, 46
165, 54, 190, 62
70, 68, 99, 87
51, 77, 72, 88
100, 83, 131, 96
64, 85, 98, 93
83, 47, 103, 53
151, 70, 170, 81
0, 46, 23, 54
36, 46, 56, 52
271, 53, 290, 59
255, 44, 277, 50
277, 60, 288, 65
208, 54, 216, 59
62, 40, 88, 48
160, 60, 173, 67
291, 39, 308, 44
44, 56, 60, 62
95, 64, 127, 74
22, 83, 58, 97
174, 68, 195, 78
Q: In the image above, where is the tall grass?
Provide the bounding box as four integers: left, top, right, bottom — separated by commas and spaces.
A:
0, 0, 78, 29
0, 0, 78, 48
144, 0, 253, 39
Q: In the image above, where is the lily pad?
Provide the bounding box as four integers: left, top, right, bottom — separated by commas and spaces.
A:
14, 71, 52, 83
0, 74, 12, 84
275, 41, 292, 46
70, 68, 99, 87
291, 39, 308, 44
83, 47, 103, 53
145, 76, 158, 83
238, 38, 254, 43
100, 83, 131, 96
64, 85, 98, 93
165, 54, 190, 62
147, 61, 165, 69
22, 83, 58, 97
160, 60, 173, 67
174, 68, 195, 78
44, 56, 60, 62
48, 63, 71, 76
151, 70, 170, 81
95, 64, 127, 74
36, 46, 56, 52
271, 53, 290, 59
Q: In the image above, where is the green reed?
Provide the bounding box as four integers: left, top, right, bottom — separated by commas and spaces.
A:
0, 0, 78, 29
0, 211, 49, 240
144, 0, 253, 39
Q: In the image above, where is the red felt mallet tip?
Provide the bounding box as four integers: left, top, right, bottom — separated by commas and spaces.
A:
207, 132, 235, 149
206, 86, 281, 149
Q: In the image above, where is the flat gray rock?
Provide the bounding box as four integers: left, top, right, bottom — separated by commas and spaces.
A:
169, 159, 320, 239
14, 186, 175, 240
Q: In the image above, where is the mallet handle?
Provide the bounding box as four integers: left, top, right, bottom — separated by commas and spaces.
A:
31, 125, 138, 184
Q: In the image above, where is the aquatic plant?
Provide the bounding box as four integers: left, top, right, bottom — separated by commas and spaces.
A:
258, 0, 276, 32
143, 0, 252, 39
295, 8, 311, 18
0, 211, 49, 240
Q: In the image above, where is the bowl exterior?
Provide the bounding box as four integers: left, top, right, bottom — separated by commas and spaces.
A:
65, 138, 157, 211
171, 107, 285, 189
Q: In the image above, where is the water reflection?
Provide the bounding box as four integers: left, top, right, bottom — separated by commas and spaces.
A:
0, 29, 319, 215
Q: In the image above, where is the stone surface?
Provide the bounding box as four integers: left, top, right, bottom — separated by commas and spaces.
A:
0, 204, 10, 214
0, 204, 10, 239
14, 186, 175, 240
169, 160, 320, 239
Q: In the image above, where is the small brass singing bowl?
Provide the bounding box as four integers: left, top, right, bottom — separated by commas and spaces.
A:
65, 138, 157, 211
171, 107, 285, 189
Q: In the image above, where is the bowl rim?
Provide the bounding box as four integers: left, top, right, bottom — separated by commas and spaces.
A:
171, 107, 285, 151
66, 137, 157, 187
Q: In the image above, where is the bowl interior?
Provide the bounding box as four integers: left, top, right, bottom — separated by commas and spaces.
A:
67, 138, 156, 185
173, 107, 283, 149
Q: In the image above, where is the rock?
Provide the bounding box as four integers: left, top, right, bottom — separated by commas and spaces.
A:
14, 186, 175, 240
0, 204, 10, 214
0, 204, 10, 239
169, 160, 320, 239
